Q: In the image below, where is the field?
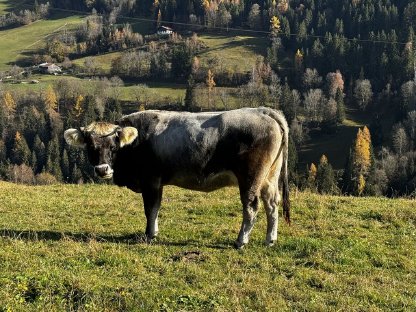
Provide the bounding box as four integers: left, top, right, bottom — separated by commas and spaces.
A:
0, 14, 83, 70
0, 0, 32, 15
198, 33, 268, 72
0, 181, 415, 310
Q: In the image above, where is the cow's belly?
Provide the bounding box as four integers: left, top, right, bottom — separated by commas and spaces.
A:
167, 170, 238, 192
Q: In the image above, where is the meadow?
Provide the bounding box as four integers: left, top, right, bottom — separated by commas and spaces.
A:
0, 181, 415, 311
0, 14, 83, 71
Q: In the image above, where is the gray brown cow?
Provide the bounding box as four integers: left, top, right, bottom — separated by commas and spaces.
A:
64, 107, 290, 248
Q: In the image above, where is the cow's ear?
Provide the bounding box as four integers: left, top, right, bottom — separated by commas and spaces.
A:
64, 129, 85, 148
119, 127, 138, 148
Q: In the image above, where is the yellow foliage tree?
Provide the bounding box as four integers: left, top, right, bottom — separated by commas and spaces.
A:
2, 91, 16, 117
44, 85, 58, 112
206, 69, 216, 109
73, 94, 84, 118
307, 162, 317, 190
357, 174, 366, 196
270, 16, 281, 32
353, 127, 371, 175
295, 49, 304, 73
348, 126, 373, 195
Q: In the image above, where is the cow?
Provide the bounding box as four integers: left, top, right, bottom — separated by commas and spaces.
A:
64, 107, 290, 248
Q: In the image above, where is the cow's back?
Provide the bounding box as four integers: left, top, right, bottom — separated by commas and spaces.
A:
118, 108, 284, 191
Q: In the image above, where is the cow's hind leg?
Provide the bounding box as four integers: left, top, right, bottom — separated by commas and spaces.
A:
235, 188, 260, 249
142, 185, 163, 242
261, 155, 283, 246
261, 179, 280, 246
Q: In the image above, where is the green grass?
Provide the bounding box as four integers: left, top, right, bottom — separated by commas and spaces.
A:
0, 0, 32, 15
3, 76, 185, 106
0, 181, 415, 310
198, 33, 268, 72
0, 14, 83, 70
72, 52, 124, 74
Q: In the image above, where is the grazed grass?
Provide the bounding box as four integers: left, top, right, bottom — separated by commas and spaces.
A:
0, 181, 415, 311
0, 14, 83, 70
198, 33, 268, 72
72, 52, 124, 74
0, 0, 32, 15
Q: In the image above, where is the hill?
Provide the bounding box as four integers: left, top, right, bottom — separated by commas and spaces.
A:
0, 13, 83, 70
0, 181, 415, 310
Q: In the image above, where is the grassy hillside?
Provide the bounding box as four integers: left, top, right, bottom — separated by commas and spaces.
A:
198, 33, 268, 72
0, 14, 83, 70
0, 181, 415, 311
0, 0, 32, 15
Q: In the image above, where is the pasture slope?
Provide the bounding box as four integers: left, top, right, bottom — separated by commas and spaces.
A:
0, 181, 415, 311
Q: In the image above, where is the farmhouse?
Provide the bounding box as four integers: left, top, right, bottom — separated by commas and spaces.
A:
157, 26, 173, 36
38, 62, 62, 75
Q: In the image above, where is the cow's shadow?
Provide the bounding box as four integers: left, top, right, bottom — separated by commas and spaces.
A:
0, 229, 230, 249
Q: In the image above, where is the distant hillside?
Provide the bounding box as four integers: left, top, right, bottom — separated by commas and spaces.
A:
0, 182, 415, 310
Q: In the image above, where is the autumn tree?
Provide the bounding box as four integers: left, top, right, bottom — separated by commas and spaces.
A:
44, 85, 58, 112
344, 126, 373, 195
206, 69, 216, 109
73, 94, 84, 120
2, 91, 16, 118
392, 125, 409, 155
326, 70, 344, 98
307, 163, 317, 191
270, 16, 281, 38
354, 79, 373, 110
303, 68, 322, 91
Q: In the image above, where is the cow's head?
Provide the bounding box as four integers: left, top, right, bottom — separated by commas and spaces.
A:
64, 122, 138, 179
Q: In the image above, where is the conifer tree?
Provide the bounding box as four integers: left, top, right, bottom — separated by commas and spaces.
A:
46, 135, 62, 181
30, 150, 37, 173
184, 74, 196, 111
61, 148, 70, 182
33, 135, 46, 173
316, 154, 337, 194
11, 132, 31, 165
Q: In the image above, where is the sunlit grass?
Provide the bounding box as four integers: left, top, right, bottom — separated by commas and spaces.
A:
0, 14, 83, 70
0, 181, 415, 310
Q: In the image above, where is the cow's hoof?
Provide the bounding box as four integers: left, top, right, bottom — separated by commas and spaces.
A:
145, 235, 157, 244
234, 241, 245, 249
266, 240, 276, 247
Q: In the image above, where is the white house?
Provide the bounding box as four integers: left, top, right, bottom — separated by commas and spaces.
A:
157, 26, 173, 36
38, 63, 62, 75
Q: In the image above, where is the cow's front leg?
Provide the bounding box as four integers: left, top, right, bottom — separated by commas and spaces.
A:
142, 185, 163, 242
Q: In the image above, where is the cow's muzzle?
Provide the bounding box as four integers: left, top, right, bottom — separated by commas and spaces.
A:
94, 164, 114, 179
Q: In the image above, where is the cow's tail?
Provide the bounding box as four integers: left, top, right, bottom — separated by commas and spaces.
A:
281, 121, 291, 225
265, 108, 291, 225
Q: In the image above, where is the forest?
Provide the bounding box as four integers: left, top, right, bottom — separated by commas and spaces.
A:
0, 0, 415, 197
